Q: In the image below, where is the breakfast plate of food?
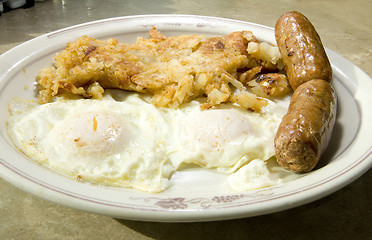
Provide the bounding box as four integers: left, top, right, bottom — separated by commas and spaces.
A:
0, 13, 371, 222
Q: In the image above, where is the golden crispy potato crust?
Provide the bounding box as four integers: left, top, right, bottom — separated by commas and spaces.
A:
37, 29, 287, 111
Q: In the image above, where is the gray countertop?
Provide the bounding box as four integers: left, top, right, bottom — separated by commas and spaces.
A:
1, 0, 371, 239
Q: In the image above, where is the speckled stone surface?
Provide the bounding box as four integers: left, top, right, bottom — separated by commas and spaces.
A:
1, 0, 371, 239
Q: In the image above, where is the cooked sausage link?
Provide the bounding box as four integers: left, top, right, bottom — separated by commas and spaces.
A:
275, 11, 333, 90
274, 79, 337, 173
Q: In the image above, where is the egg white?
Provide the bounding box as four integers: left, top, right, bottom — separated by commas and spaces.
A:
7, 92, 175, 192
168, 101, 284, 173
7, 90, 289, 192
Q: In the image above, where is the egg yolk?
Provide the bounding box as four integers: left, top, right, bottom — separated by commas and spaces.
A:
50, 111, 132, 159
186, 109, 255, 149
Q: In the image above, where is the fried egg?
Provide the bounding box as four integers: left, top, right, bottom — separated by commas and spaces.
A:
7, 92, 174, 192
168, 102, 284, 173
7, 90, 288, 193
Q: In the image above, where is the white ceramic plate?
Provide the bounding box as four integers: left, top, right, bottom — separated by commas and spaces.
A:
0, 15, 371, 222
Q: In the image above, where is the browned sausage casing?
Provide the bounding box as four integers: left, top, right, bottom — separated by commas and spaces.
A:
274, 79, 337, 173
275, 11, 333, 90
